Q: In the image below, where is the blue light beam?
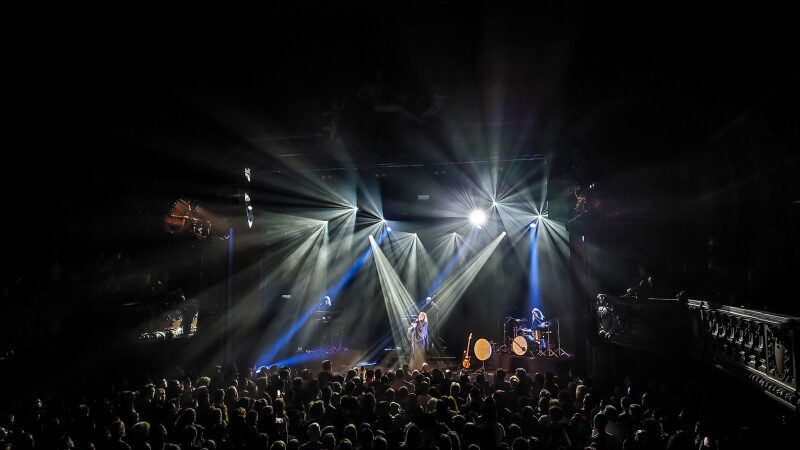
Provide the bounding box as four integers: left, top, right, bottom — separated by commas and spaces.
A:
529, 223, 541, 312
256, 229, 389, 367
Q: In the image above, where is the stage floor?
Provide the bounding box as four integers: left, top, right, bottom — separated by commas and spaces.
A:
264, 347, 576, 380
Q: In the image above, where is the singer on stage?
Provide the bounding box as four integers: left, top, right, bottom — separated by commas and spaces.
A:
407, 312, 429, 369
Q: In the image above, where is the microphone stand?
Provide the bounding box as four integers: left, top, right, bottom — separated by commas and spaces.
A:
553, 319, 571, 357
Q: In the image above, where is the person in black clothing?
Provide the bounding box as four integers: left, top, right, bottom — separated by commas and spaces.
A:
318, 360, 334, 387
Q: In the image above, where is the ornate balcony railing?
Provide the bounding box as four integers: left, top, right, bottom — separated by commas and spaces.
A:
686, 300, 798, 410
595, 294, 799, 411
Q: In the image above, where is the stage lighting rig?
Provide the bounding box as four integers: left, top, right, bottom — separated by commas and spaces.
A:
245, 193, 254, 228
164, 198, 216, 239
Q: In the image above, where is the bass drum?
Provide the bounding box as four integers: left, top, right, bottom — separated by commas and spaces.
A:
512, 335, 528, 355
474, 338, 492, 361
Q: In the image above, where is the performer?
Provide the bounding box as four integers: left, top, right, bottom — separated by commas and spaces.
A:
321, 295, 332, 310
422, 296, 440, 343
531, 307, 545, 327
319, 295, 334, 350
407, 312, 429, 369
531, 308, 546, 350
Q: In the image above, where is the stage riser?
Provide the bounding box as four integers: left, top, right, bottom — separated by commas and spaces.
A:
483, 354, 575, 375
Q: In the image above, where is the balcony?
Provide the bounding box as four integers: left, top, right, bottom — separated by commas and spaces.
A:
594, 294, 799, 410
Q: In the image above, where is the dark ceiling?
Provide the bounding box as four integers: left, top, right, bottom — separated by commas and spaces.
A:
4, 2, 798, 305
36, 2, 798, 169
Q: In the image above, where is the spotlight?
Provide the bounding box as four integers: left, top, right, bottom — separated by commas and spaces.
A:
492, 200, 498, 207
501, 231, 507, 236
530, 222, 537, 228
244, 193, 254, 228
352, 206, 359, 212
468, 209, 488, 227
381, 219, 387, 223
386, 226, 392, 232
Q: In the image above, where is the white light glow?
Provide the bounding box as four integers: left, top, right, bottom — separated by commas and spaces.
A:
469, 209, 488, 227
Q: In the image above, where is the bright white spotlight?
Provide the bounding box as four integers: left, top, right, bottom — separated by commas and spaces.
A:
352, 206, 359, 212
386, 226, 392, 232
381, 218, 387, 223
501, 231, 507, 236
530, 222, 537, 228
468, 209, 488, 227
492, 200, 498, 207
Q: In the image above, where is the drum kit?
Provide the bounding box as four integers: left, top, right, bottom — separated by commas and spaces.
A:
502, 316, 567, 357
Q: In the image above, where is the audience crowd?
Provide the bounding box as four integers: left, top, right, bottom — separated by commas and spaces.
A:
0, 359, 791, 450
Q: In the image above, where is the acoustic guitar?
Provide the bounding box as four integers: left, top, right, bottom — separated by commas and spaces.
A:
461, 332, 473, 369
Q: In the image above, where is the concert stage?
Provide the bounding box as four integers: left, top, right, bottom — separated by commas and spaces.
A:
268, 346, 575, 378
482, 353, 575, 374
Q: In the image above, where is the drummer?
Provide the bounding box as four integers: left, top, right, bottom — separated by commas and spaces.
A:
531, 308, 547, 350
531, 308, 545, 327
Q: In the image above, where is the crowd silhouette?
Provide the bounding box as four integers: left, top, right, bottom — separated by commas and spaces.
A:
0, 359, 792, 450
